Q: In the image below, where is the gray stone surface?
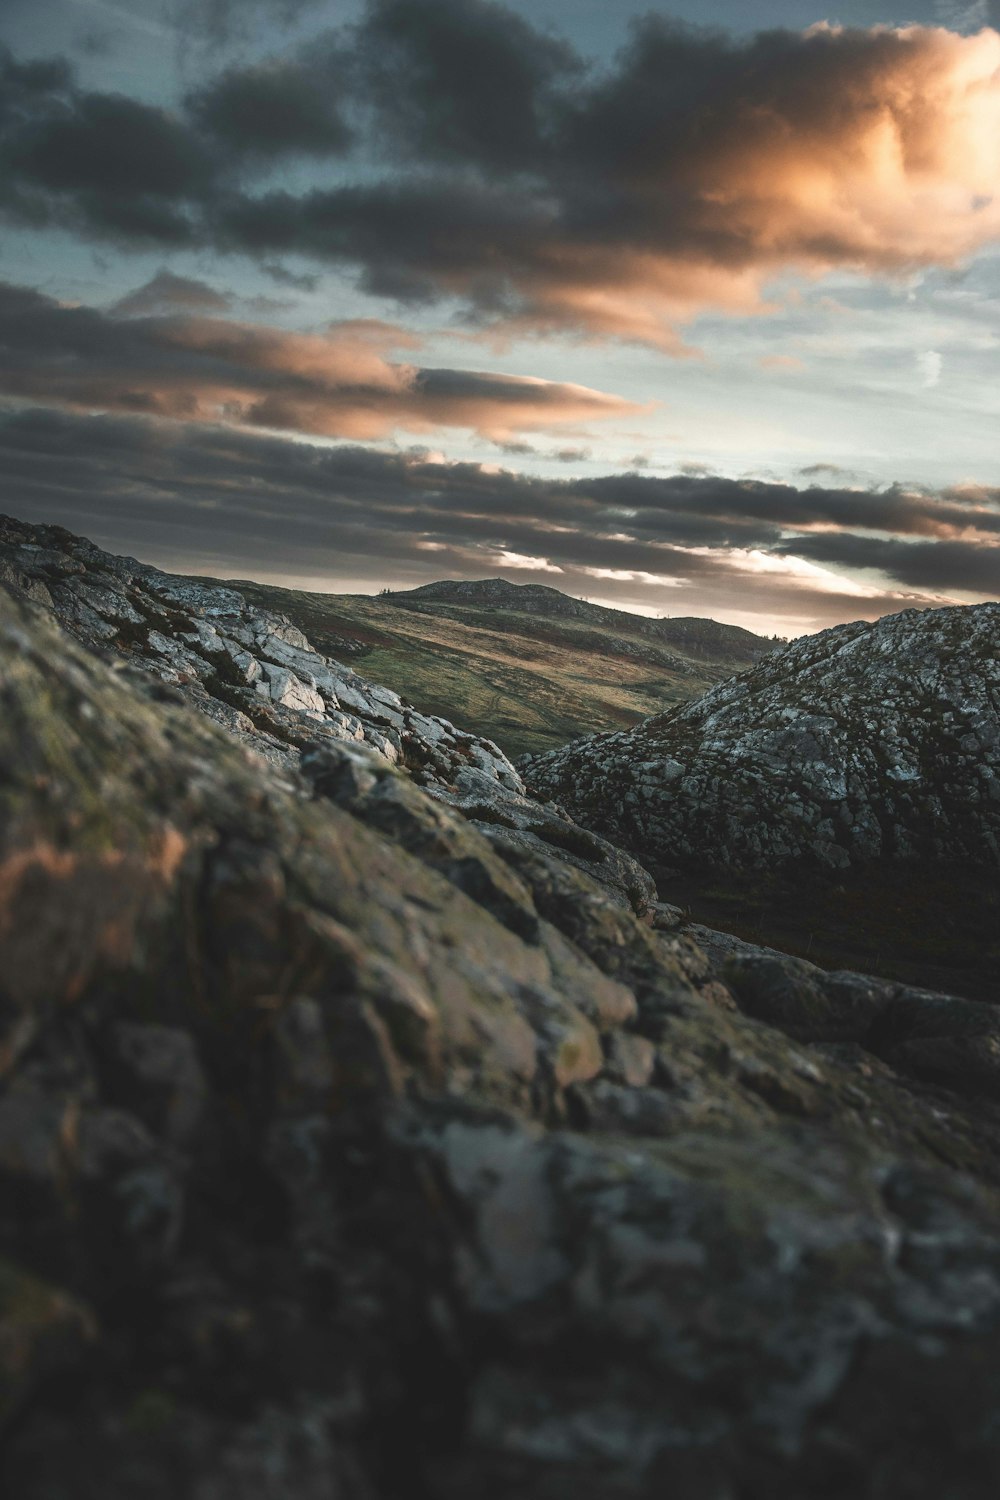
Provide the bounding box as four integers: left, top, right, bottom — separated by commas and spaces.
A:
0, 515, 657, 918
523, 604, 1000, 873
0, 515, 521, 796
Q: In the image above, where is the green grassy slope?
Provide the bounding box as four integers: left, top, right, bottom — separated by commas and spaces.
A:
215, 577, 774, 758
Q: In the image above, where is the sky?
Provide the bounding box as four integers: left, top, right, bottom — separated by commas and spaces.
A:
1, 1, 999, 634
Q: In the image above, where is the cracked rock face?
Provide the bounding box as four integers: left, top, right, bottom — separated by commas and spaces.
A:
4, 539, 1000, 1494
523, 604, 1000, 874
0, 514, 523, 793
0, 516, 660, 918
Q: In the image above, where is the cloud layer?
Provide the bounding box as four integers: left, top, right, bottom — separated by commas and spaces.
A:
3, 5, 998, 637
0, 280, 635, 441
4, 8, 1000, 345
2, 403, 997, 632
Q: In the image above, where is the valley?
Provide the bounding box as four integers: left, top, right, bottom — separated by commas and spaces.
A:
221, 575, 773, 759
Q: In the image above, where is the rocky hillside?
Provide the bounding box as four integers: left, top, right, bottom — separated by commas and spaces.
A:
0, 514, 660, 918
524, 605, 1000, 876
227, 574, 772, 759
5, 521, 1000, 1494
0, 516, 523, 792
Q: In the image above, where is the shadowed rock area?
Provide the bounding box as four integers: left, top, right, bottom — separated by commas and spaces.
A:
523, 605, 1000, 875
4, 527, 1000, 1496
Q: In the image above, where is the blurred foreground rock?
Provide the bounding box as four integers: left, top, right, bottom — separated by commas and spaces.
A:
2, 546, 1000, 1496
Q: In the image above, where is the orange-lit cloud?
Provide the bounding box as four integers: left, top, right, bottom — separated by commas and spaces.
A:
759, 355, 807, 373
502, 24, 1000, 348
0, 282, 638, 442
6, 20, 1000, 349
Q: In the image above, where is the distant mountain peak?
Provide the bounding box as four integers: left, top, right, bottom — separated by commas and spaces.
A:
402, 577, 572, 601
386, 576, 773, 658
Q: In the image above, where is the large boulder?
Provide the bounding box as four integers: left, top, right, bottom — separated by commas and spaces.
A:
523, 604, 1000, 875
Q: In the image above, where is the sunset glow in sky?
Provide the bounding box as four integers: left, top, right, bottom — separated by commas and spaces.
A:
2, 0, 999, 634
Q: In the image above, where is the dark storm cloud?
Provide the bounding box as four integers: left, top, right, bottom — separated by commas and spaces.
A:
776, 532, 1000, 594
568, 473, 1000, 545
214, 178, 550, 304
1, 404, 996, 615
0, 46, 72, 115
187, 54, 354, 158
12, 95, 209, 199
0, 280, 634, 441
0, 47, 212, 244
354, 0, 578, 174
4, 10, 999, 344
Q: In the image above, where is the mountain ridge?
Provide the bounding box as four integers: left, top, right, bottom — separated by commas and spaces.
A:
390, 575, 777, 658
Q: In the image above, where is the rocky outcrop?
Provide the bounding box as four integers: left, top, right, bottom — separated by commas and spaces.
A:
0, 515, 524, 793
5, 550, 1000, 1494
523, 604, 1000, 874
0, 515, 658, 917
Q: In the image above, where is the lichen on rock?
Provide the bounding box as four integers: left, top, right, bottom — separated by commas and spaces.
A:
523, 603, 1000, 876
